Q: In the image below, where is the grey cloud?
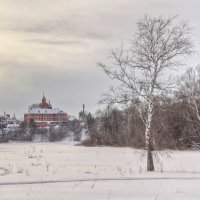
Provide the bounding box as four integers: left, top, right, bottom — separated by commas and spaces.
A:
24, 38, 87, 46
14, 19, 70, 34
12, 18, 113, 40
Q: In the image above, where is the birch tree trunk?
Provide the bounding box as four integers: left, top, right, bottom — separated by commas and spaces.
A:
145, 101, 154, 171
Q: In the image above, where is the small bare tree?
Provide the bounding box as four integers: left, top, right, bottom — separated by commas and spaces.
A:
98, 15, 193, 171
178, 66, 200, 149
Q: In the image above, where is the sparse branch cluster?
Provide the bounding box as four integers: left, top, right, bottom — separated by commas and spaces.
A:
99, 16, 193, 106
177, 66, 200, 149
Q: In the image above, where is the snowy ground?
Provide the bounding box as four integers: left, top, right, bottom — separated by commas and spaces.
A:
0, 142, 200, 199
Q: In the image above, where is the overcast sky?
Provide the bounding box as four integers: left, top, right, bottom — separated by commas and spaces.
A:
0, 0, 200, 118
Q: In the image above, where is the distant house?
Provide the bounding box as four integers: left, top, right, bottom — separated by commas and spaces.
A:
0, 113, 20, 134
24, 95, 68, 127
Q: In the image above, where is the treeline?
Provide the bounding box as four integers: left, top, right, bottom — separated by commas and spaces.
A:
1, 119, 84, 143
86, 67, 200, 150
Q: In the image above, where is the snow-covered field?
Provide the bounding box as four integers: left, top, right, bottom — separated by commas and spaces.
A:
0, 142, 200, 199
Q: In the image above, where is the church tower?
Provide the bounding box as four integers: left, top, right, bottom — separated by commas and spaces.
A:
39, 93, 51, 109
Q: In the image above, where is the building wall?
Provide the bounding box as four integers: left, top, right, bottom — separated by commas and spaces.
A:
24, 95, 68, 127
24, 113, 68, 125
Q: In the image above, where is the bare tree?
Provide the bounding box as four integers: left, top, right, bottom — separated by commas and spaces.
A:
178, 66, 200, 149
98, 15, 193, 171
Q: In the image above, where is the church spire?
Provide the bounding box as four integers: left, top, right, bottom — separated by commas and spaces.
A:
42, 91, 46, 102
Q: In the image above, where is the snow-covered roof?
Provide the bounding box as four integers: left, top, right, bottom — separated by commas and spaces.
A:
25, 108, 66, 115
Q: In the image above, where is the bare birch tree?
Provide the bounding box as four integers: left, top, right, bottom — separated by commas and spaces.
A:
98, 15, 193, 171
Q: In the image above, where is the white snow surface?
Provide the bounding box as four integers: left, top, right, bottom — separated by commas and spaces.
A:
0, 143, 200, 199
